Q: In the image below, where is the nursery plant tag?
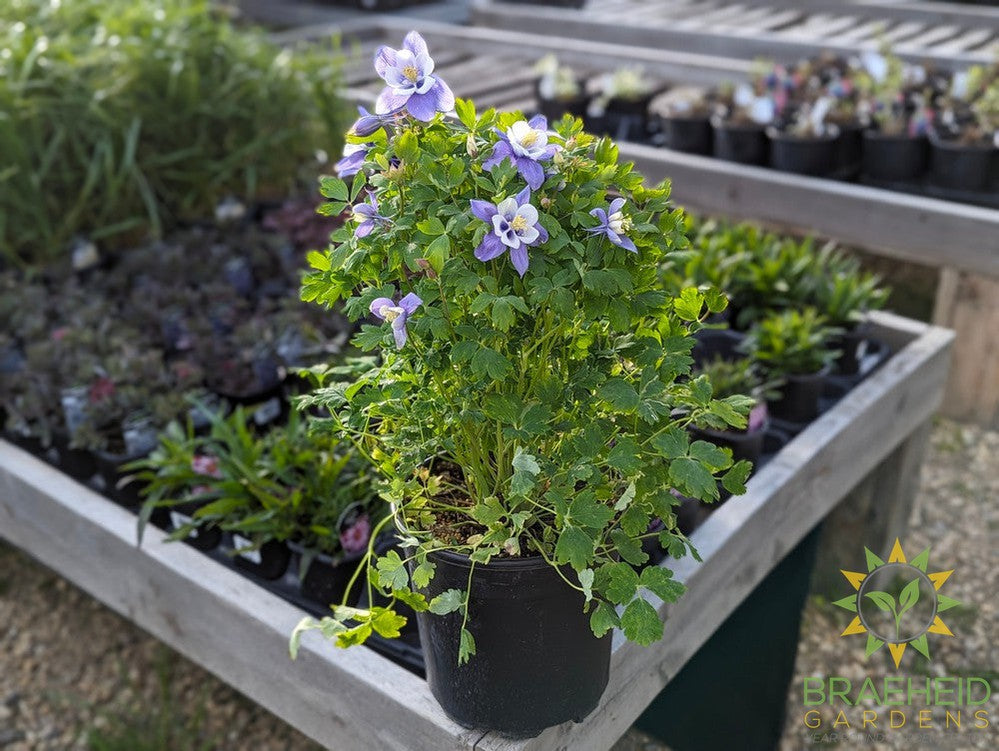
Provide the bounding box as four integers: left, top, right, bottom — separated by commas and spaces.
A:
253, 398, 282, 426
232, 534, 262, 565
60, 387, 88, 435
169, 511, 199, 539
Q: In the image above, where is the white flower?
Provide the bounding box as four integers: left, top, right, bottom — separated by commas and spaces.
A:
506, 120, 550, 159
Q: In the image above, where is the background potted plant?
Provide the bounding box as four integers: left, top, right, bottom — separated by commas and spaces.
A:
533, 54, 589, 123
857, 47, 931, 183
711, 82, 773, 166
743, 308, 840, 424
929, 63, 999, 193
767, 98, 840, 176
289, 31, 753, 738
652, 87, 714, 155
588, 67, 659, 141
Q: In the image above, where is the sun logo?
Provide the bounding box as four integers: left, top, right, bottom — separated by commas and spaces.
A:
833, 539, 960, 668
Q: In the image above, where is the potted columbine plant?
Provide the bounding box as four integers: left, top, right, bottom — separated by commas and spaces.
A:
743, 308, 840, 425
588, 66, 659, 141
289, 31, 752, 738
653, 87, 714, 155
929, 64, 999, 193
711, 82, 774, 166
767, 97, 841, 176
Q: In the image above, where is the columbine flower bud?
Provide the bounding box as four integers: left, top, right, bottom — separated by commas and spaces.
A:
540, 197, 552, 209
466, 131, 478, 157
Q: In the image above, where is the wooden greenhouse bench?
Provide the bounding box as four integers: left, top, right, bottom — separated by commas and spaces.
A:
0, 312, 953, 751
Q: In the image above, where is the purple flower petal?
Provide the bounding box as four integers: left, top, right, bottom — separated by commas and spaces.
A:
537, 144, 559, 160
430, 78, 455, 114
517, 158, 545, 190
405, 90, 439, 122
590, 207, 608, 224
399, 293, 422, 315
376, 88, 410, 116
369, 297, 396, 319
617, 235, 638, 253
509, 246, 530, 277
374, 46, 397, 79
469, 199, 498, 222
482, 141, 514, 170
514, 185, 532, 207
609, 197, 626, 214
534, 223, 549, 244
390, 317, 409, 349
355, 221, 374, 238
475, 233, 506, 262
527, 114, 548, 131
403, 31, 429, 62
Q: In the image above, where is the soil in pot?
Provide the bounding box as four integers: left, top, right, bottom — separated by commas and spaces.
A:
861, 131, 928, 182
768, 367, 831, 424
229, 534, 291, 580
660, 114, 712, 155
768, 130, 838, 176
412, 548, 611, 737
712, 120, 768, 166
928, 135, 997, 192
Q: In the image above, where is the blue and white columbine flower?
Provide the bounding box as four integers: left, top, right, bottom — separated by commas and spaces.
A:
470, 187, 548, 278
482, 115, 558, 190
352, 194, 387, 238
335, 142, 369, 178
374, 31, 455, 122
586, 197, 637, 253
369, 292, 422, 349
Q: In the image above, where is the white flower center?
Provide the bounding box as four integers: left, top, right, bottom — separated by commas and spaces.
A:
608, 211, 628, 235
379, 305, 404, 322
510, 214, 529, 232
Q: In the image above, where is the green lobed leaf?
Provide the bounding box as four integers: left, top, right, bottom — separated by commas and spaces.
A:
621, 597, 664, 646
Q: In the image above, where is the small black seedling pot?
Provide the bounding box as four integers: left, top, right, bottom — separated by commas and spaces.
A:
712, 121, 768, 166
660, 114, 712, 155
229, 534, 291, 580
768, 367, 831, 424
52, 430, 96, 482
768, 131, 838, 176
691, 328, 746, 366
830, 324, 870, 376
412, 549, 611, 737
287, 542, 364, 608
928, 136, 996, 192
689, 419, 768, 466
861, 131, 928, 182
534, 79, 589, 124
165, 501, 222, 552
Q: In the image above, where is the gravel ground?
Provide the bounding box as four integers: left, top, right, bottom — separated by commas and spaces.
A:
1, 419, 995, 751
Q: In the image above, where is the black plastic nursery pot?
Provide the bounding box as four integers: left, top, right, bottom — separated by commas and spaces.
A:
660, 114, 712, 155
861, 131, 928, 182
768, 131, 838, 177
830, 323, 870, 376
228, 534, 291, 580
768, 366, 831, 424
689, 421, 768, 466
95, 449, 149, 509
287, 542, 364, 607
599, 94, 655, 142
712, 121, 768, 166
691, 327, 746, 366
163, 500, 222, 552
412, 549, 611, 737
52, 430, 96, 482
534, 81, 589, 124
928, 135, 997, 192
833, 122, 863, 176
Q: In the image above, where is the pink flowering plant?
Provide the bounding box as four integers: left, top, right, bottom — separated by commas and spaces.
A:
292, 32, 754, 663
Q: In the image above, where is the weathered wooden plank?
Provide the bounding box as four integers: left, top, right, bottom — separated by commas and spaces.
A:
930, 28, 996, 55
932, 268, 999, 426
476, 314, 953, 750
724, 0, 999, 30
469, 0, 993, 69
893, 24, 963, 54
616, 141, 999, 278
0, 444, 483, 751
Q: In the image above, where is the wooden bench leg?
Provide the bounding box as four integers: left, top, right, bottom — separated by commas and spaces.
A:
810, 418, 933, 596
933, 267, 999, 427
